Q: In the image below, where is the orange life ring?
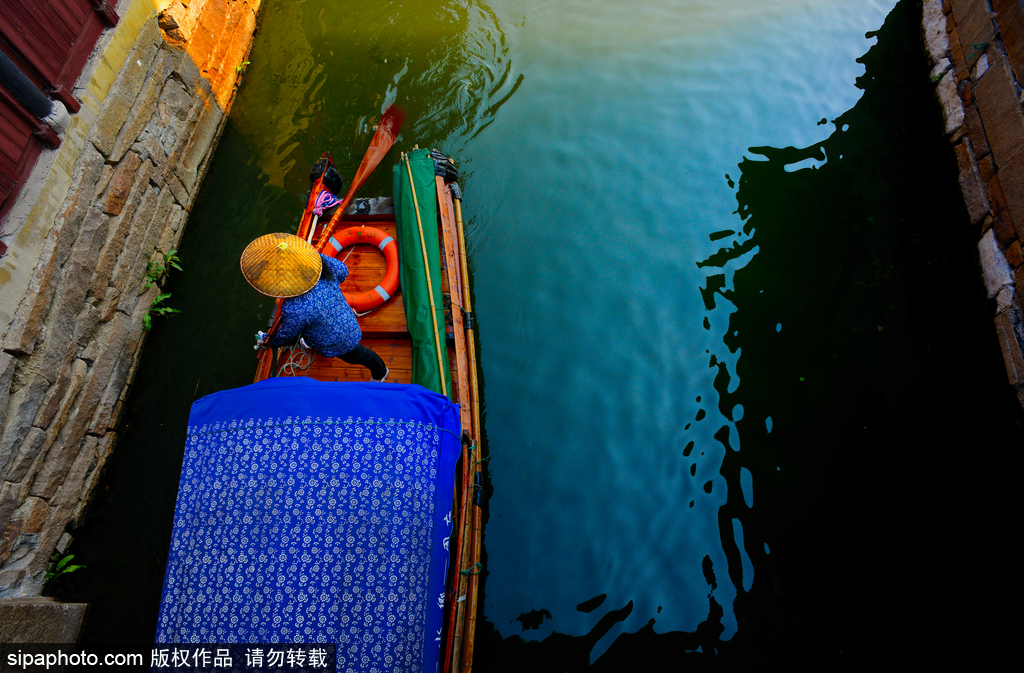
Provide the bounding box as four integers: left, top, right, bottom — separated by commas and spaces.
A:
323, 226, 400, 312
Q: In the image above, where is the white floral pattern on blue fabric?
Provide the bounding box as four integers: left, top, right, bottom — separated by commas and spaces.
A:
156, 413, 451, 673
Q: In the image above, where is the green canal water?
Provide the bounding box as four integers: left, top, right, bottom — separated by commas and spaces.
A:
55, 0, 1020, 665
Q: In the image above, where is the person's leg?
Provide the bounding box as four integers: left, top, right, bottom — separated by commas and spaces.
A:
337, 344, 388, 380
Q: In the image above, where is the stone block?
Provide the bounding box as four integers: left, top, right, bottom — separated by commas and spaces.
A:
980, 228, 1015, 298
1008, 240, 1023, 268
207, 2, 255, 110
155, 206, 186, 260
961, 79, 973, 106
979, 154, 995, 181
988, 171, 1014, 235
72, 305, 103, 349
923, 0, 951, 67
33, 358, 82, 430
0, 481, 28, 563
951, 0, 996, 70
167, 175, 189, 206
28, 429, 81, 501
931, 57, 952, 82
0, 520, 22, 567
188, 12, 220, 74
949, 24, 970, 82
964, 103, 990, 158
33, 359, 88, 431
14, 497, 48, 535
938, 72, 966, 135
994, 306, 1024, 385
993, 0, 1024, 81
998, 285, 1019, 315
151, 187, 178, 241
174, 49, 203, 98
975, 49, 1024, 168
89, 314, 146, 436
168, 204, 184, 233
116, 19, 163, 104
89, 92, 134, 157
94, 182, 161, 300
135, 135, 169, 170
110, 187, 166, 301
36, 210, 110, 379
953, 139, 989, 224
994, 149, 1024, 241
97, 289, 121, 324
3, 532, 35, 568
71, 433, 115, 524
58, 313, 133, 453
56, 146, 107, 256
0, 601, 88, 642
150, 80, 193, 161
28, 314, 129, 500
2, 234, 59, 356
49, 437, 98, 515
0, 353, 16, 427
973, 50, 991, 80
0, 569, 25, 591
109, 48, 180, 163
0, 375, 51, 478
158, 225, 177, 254
5, 427, 47, 484
175, 96, 224, 191
102, 151, 143, 216
27, 507, 69, 578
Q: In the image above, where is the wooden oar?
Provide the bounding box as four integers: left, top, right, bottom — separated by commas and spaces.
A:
451, 181, 484, 673
317, 105, 405, 251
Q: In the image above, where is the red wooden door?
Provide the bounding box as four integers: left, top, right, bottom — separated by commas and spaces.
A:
0, 0, 116, 227
0, 0, 118, 112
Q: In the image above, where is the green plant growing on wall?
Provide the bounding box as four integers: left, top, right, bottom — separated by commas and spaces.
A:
236, 60, 250, 73
45, 553, 84, 581
141, 249, 183, 291
139, 250, 184, 330
144, 293, 181, 331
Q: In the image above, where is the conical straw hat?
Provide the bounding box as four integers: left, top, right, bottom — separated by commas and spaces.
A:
240, 233, 322, 297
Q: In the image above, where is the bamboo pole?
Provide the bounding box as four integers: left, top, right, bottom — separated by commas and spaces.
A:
452, 186, 484, 673
404, 152, 448, 397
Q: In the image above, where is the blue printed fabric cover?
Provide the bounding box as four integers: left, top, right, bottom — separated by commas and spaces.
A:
155, 377, 461, 673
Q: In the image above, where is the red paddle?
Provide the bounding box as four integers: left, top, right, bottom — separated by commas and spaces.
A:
317, 105, 405, 251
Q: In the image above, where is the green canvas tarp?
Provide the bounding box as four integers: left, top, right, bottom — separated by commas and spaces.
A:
393, 148, 453, 396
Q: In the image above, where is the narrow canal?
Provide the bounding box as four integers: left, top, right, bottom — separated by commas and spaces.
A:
54, 0, 1019, 665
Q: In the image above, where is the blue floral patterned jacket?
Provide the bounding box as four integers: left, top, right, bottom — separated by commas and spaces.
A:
267, 254, 361, 356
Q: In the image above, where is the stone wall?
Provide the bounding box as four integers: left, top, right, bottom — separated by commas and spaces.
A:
0, 0, 261, 599
924, 0, 1024, 408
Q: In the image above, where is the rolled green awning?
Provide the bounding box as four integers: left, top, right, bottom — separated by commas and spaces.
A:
393, 148, 453, 396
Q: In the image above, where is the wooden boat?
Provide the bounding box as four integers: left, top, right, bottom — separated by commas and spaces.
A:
253, 149, 484, 673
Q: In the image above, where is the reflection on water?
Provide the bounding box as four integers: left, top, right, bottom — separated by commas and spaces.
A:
52, 0, 1019, 665
466, 0, 898, 660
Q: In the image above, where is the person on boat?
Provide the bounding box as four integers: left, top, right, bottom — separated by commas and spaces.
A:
240, 232, 389, 381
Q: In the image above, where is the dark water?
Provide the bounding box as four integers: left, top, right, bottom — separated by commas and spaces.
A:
53, 0, 1019, 666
